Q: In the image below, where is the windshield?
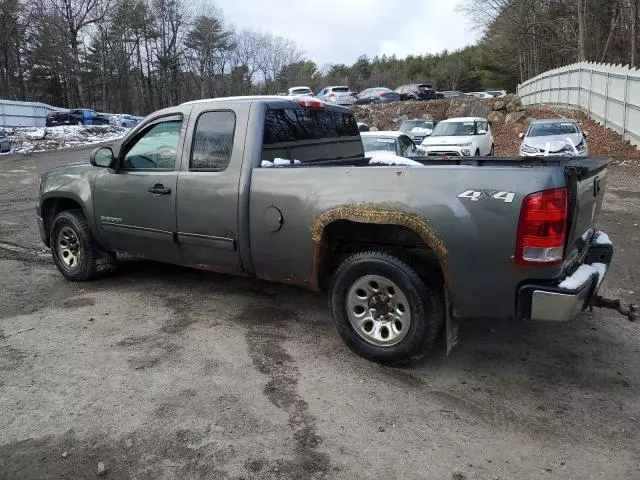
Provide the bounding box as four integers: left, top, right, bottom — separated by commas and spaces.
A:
291, 88, 311, 95
527, 122, 579, 137
399, 120, 434, 133
362, 136, 396, 153
432, 121, 476, 136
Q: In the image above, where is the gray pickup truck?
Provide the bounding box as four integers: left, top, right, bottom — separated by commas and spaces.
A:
37, 95, 617, 364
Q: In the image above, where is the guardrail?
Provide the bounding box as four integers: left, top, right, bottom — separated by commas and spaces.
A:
517, 62, 640, 148
0, 99, 64, 127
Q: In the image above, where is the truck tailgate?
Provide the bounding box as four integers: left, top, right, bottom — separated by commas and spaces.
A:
564, 157, 609, 267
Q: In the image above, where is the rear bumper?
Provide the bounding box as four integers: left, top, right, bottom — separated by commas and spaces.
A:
517, 231, 612, 322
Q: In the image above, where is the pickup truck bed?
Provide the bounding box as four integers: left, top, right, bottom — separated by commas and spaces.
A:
36, 96, 614, 364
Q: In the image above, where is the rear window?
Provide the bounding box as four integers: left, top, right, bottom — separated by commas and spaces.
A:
291, 88, 312, 94
417, 84, 434, 90
331, 87, 350, 93
190, 111, 236, 170
262, 107, 362, 163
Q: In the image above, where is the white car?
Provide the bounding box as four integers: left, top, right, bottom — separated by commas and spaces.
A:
360, 131, 421, 159
316, 86, 355, 106
287, 86, 314, 97
519, 119, 588, 156
467, 92, 494, 99
419, 117, 494, 157
487, 90, 508, 98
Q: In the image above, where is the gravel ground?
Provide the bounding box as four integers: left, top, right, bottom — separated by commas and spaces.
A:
0, 147, 639, 480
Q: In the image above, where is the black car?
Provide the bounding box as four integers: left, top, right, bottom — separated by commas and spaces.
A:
354, 87, 401, 105
46, 109, 110, 127
395, 84, 441, 101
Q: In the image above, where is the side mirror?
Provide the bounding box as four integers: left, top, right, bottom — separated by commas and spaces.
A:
583, 131, 589, 138
518, 132, 524, 139
90, 146, 115, 168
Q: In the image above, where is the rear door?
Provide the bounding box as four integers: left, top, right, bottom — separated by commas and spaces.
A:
93, 114, 185, 263
175, 102, 248, 272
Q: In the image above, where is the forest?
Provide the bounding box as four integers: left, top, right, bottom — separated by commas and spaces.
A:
0, 0, 638, 114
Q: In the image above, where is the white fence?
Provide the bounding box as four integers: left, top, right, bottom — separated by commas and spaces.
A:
0, 99, 64, 127
517, 62, 640, 148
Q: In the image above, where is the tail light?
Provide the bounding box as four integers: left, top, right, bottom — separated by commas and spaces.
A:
299, 98, 325, 109
327, 93, 336, 97
515, 188, 568, 265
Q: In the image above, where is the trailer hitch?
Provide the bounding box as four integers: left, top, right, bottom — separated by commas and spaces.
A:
589, 295, 638, 322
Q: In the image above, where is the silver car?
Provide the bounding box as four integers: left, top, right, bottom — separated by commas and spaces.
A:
519, 119, 588, 156
316, 86, 355, 106
0, 130, 10, 153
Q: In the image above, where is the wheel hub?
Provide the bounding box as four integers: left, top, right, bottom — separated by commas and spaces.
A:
346, 275, 412, 347
57, 226, 82, 270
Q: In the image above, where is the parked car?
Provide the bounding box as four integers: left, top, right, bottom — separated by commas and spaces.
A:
466, 92, 494, 99
354, 88, 401, 105
398, 119, 436, 144
287, 86, 314, 97
395, 84, 440, 101
487, 90, 508, 98
519, 119, 588, 157
0, 130, 10, 153
46, 109, 110, 127
113, 114, 143, 128
439, 91, 469, 99
316, 86, 355, 106
37, 95, 616, 364
360, 131, 420, 158
418, 117, 494, 156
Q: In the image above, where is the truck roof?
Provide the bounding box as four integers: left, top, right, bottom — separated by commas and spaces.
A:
182, 95, 302, 106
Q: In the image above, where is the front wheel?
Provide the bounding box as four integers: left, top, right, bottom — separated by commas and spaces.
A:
50, 210, 115, 281
329, 251, 444, 365
489, 144, 495, 156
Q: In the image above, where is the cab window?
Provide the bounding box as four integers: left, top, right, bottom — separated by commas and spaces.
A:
122, 119, 182, 170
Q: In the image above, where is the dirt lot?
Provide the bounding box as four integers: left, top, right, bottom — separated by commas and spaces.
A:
0, 141, 639, 479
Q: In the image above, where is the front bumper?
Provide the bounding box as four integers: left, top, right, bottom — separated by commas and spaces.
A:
518, 231, 612, 322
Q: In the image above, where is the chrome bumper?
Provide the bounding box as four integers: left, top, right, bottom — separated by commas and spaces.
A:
518, 231, 612, 322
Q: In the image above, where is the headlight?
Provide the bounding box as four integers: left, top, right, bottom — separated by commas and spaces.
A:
457, 142, 472, 147
521, 144, 538, 153
461, 149, 471, 156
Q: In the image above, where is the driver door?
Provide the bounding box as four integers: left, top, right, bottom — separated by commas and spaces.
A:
93, 114, 185, 263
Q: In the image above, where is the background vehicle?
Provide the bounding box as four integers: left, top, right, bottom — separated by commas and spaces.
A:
316, 86, 355, 106
439, 91, 470, 99
113, 114, 143, 128
467, 92, 494, 99
395, 84, 440, 101
360, 131, 420, 158
419, 117, 494, 156
0, 130, 10, 153
37, 96, 612, 365
519, 119, 588, 156
287, 86, 314, 97
46, 109, 110, 127
354, 88, 401, 105
398, 119, 435, 144
487, 90, 508, 98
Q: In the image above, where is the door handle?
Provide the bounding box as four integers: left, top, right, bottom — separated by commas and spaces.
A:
148, 184, 171, 195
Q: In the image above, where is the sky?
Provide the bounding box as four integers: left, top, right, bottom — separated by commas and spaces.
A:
212, 0, 480, 67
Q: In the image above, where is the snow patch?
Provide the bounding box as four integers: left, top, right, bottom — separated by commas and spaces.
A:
261, 158, 301, 168
2, 125, 129, 154
594, 231, 611, 245
558, 262, 608, 290
410, 127, 432, 134
368, 151, 422, 166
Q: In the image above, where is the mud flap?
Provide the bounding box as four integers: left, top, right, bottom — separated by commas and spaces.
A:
445, 290, 459, 355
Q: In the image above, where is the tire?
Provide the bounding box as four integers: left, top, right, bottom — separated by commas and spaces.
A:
329, 251, 445, 365
50, 209, 115, 281
489, 144, 495, 156
475, 149, 480, 156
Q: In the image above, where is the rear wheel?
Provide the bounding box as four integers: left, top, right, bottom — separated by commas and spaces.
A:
329, 251, 444, 365
475, 149, 480, 156
50, 210, 115, 281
